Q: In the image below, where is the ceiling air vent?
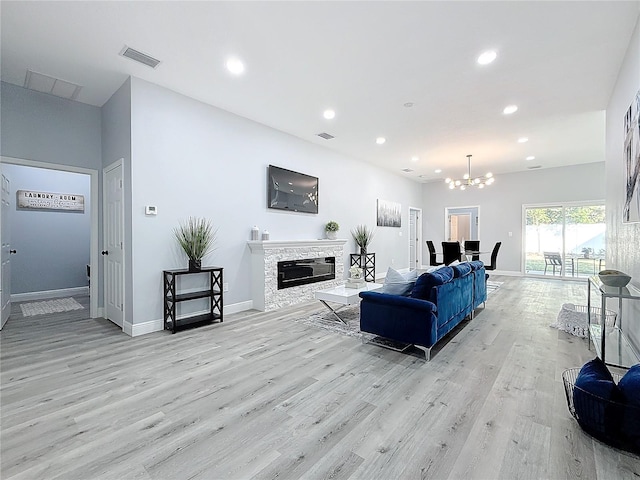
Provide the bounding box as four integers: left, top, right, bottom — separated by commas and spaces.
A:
120, 46, 161, 68
316, 132, 335, 140
24, 70, 82, 100
401, 168, 414, 173
527, 165, 542, 169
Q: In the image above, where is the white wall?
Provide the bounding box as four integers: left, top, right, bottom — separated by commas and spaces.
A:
421, 162, 606, 273
605, 13, 640, 350
129, 77, 422, 325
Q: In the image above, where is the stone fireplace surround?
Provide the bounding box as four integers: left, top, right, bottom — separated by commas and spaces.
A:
248, 239, 347, 311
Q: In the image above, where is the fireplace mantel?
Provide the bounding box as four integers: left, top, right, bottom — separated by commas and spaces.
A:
248, 239, 347, 311
248, 239, 347, 253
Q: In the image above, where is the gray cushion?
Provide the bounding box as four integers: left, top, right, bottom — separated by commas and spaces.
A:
382, 267, 415, 296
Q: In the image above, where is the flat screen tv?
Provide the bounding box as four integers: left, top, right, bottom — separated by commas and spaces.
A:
268, 165, 318, 214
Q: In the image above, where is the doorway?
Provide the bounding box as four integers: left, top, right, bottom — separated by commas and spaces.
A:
408, 207, 422, 270
523, 202, 606, 277
445, 206, 479, 243
0, 156, 99, 320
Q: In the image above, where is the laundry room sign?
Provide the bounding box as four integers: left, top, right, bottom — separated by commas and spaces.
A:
17, 190, 85, 212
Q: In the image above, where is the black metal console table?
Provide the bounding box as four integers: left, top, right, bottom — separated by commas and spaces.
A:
163, 266, 223, 333
350, 253, 376, 282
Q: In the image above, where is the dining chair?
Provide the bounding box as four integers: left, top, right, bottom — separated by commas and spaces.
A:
485, 242, 502, 270
426, 241, 444, 266
464, 240, 480, 261
442, 241, 462, 265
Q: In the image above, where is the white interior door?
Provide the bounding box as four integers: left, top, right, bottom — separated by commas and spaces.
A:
1, 174, 12, 329
103, 162, 124, 328
448, 214, 471, 243
408, 208, 421, 270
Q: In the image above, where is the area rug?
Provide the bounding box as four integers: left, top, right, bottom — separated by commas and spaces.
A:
487, 280, 502, 296
294, 306, 362, 338
19, 297, 84, 317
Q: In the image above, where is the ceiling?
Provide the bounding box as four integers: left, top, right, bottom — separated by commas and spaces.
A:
2, 1, 639, 183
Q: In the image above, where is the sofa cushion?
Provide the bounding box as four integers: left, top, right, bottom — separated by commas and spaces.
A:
451, 263, 472, 278
381, 267, 415, 296
411, 267, 454, 301
468, 260, 484, 271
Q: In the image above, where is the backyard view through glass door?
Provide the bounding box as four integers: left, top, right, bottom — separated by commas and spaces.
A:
524, 204, 605, 277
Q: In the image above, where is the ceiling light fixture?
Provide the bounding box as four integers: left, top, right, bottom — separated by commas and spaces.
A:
477, 50, 497, 65
526, 155, 536, 161
445, 155, 494, 190
225, 57, 245, 75
517, 137, 529, 143
323, 109, 335, 120
411, 156, 419, 162
435, 169, 442, 173
503, 105, 518, 115
376, 137, 386, 145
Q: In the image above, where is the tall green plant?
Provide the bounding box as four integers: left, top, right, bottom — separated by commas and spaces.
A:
351, 224, 375, 249
174, 217, 217, 261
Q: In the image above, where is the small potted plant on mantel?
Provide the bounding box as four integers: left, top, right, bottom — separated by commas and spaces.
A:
325, 221, 340, 240
351, 224, 375, 255
174, 216, 218, 272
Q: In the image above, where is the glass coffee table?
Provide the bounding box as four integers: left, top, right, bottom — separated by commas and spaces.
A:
314, 283, 382, 324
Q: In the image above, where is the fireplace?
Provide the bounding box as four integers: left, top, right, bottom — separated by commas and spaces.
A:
278, 257, 335, 289
248, 239, 346, 311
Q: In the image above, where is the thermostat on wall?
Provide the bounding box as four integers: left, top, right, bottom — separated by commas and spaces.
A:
145, 205, 157, 216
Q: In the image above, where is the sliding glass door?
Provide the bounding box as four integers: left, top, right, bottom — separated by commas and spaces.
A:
524, 203, 605, 278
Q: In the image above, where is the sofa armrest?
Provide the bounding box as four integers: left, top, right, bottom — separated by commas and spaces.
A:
359, 291, 437, 312
359, 291, 438, 348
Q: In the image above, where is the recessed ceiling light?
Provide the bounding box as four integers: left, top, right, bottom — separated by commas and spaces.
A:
411, 156, 419, 162
225, 57, 245, 75
526, 156, 536, 161
503, 105, 518, 115
435, 169, 442, 173
517, 137, 529, 143
323, 109, 335, 120
376, 137, 386, 145
477, 50, 497, 65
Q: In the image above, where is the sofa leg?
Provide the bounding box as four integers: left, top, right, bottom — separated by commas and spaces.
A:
415, 345, 431, 361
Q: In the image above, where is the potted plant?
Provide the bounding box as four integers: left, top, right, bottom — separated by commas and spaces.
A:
325, 221, 339, 240
582, 247, 593, 258
174, 216, 217, 272
351, 224, 375, 255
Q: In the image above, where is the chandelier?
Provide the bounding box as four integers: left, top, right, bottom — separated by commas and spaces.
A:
445, 154, 494, 190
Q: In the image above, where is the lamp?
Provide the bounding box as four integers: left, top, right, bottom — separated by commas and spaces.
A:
445, 155, 494, 190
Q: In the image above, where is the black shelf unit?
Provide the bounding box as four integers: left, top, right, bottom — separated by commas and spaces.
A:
350, 253, 376, 282
163, 267, 223, 333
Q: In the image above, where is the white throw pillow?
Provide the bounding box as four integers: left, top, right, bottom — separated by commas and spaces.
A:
382, 267, 415, 296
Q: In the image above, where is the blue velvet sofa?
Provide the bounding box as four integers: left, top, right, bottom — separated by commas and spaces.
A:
359, 261, 487, 360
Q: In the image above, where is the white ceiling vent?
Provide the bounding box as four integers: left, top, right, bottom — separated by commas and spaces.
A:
401, 168, 414, 173
527, 165, 542, 169
316, 132, 335, 140
24, 70, 82, 100
119, 46, 161, 68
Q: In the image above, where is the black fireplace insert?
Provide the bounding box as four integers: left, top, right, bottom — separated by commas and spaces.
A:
277, 257, 335, 289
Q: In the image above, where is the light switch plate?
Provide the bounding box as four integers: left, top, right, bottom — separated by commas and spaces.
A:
145, 205, 157, 215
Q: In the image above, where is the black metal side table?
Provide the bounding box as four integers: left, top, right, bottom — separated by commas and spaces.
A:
163, 266, 223, 333
350, 253, 375, 282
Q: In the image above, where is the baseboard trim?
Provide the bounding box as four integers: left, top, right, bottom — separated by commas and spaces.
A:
12, 286, 90, 302
127, 300, 255, 337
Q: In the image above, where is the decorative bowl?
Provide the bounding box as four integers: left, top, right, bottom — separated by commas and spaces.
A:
598, 270, 631, 288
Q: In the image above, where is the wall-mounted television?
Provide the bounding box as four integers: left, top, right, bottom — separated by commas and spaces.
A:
268, 165, 319, 214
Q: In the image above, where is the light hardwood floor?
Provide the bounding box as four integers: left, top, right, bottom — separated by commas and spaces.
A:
1, 276, 639, 480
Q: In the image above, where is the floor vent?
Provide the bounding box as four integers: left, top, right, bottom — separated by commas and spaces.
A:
120, 46, 161, 68
316, 132, 335, 140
